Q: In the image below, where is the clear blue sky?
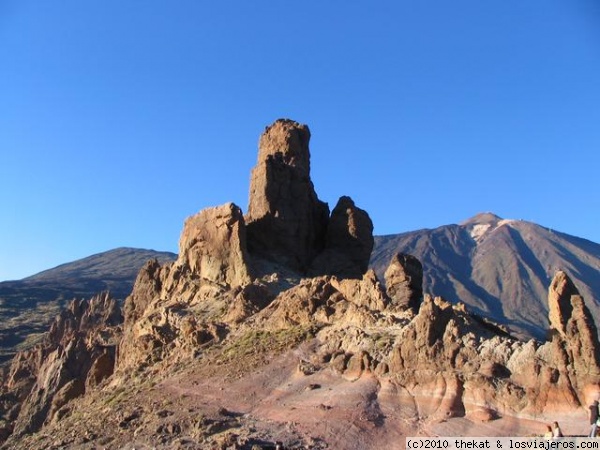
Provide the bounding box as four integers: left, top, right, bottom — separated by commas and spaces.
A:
1, 1, 600, 281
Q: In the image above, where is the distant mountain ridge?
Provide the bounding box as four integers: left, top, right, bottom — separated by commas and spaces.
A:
370, 212, 600, 339
0, 247, 176, 362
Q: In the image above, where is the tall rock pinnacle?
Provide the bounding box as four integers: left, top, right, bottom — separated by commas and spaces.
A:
547, 270, 600, 376
246, 119, 330, 272
548, 270, 578, 336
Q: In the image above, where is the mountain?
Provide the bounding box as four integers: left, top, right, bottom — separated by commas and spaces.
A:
0, 247, 176, 362
1, 120, 598, 449
370, 212, 600, 339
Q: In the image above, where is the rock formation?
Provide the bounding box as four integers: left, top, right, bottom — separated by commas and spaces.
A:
177, 202, 252, 288
384, 252, 423, 312
246, 119, 330, 273
2, 121, 600, 449
547, 271, 600, 378
310, 196, 374, 279
245, 119, 374, 278
0, 292, 121, 437
548, 270, 579, 337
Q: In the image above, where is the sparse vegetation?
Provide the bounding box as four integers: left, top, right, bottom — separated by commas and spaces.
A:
217, 325, 317, 371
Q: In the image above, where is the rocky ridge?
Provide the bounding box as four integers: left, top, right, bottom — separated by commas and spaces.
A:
0, 248, 176, 363
1, 120, 599, 449
0, 292, 121, 440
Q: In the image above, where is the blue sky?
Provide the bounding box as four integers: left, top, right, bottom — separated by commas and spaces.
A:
1, 1, 600, 281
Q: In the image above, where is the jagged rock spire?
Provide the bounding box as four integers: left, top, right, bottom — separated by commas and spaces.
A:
245, 119, 330, 272
548, 270, 579, 336
548, 270, 600, 376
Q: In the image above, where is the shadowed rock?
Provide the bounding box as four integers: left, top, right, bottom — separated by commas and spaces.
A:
310, 196, 374, 279
246, 119, 329, 273
0, 292, 121, 437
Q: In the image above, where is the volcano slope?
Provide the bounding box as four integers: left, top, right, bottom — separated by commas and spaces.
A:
370, 213, 600, 341
1, 119, 599, 449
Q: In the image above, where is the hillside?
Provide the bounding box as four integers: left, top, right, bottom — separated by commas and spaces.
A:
0, 247, 176, 362
370, 212, 600, 339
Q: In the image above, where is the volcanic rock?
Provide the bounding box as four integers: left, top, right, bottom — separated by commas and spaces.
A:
310, 196, 374, 279
123, 258, 164, 325
331, 270, 388, 312
178, 202, 252, 288
545, 271, 600, 380
4, 121, 600, 449
548, 270, 579, 337
0, 292, 122, 437
117, 204, 254, 370
384, 253, 423, 312
246, 119, 330, 273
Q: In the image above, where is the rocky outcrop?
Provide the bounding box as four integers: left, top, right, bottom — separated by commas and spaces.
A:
0, 292, 122, 437
384, 253, 423, 312
246, 119, 330, 273
548, 270, 579, 337
252, 271, 599, 421
566, 294, 600, 376
310, 196, 374, 279
117, 203, 254, 369
547, 271, 600, 378
178, 202, 252, 288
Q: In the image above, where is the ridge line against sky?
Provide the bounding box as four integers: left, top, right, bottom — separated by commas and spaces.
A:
1, 1, 600, 281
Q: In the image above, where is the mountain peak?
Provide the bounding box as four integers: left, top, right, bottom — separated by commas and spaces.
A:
460, 212, 503, 226
459, 213, 506, 243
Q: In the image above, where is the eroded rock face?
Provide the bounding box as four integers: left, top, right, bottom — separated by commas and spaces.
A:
384, 253, 423, 312
117, 203, 256, 371
548, 270, 579, 336
310, 196, 374, 279
0, 292, 122, 437
566, 294, 600, 376
178, 202, 252, 288
246, 119, 330, 273
547, 271, 600, 379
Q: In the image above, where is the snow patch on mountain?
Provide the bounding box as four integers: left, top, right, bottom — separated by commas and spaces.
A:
470, 224, 492, 242
469, 218, 518, 242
